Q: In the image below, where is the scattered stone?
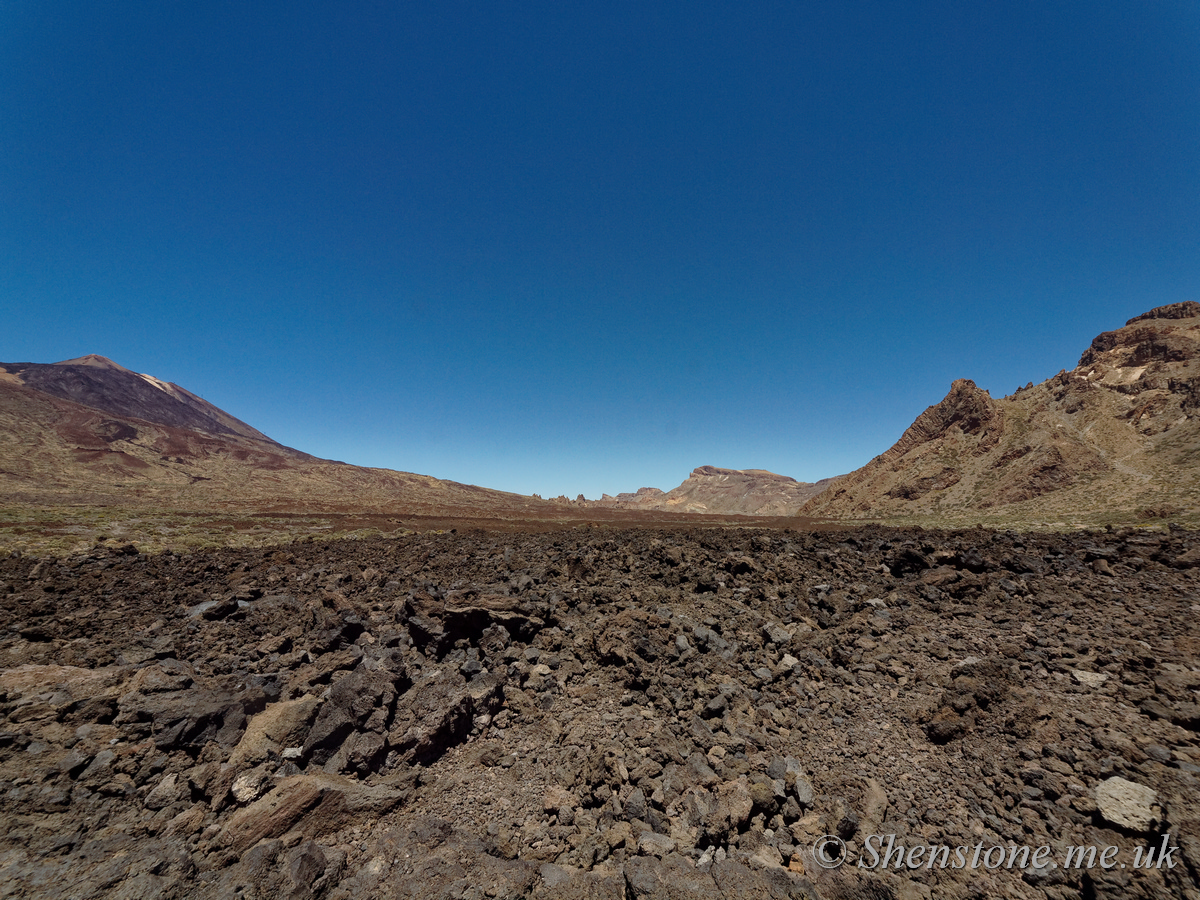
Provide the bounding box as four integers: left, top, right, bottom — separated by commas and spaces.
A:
636, 831, 675, 857
144, 772, 182, 810
1, 525, 1197, 899
763, 623, 791, 645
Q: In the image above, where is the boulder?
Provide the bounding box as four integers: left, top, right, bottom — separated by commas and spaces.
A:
229, 694, 320, 768
219, 772, 406, 854
388, 670, 505, 765
1095, 776, 1159, 832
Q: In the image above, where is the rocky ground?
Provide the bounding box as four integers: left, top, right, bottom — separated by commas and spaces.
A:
2, 525, 1199, 899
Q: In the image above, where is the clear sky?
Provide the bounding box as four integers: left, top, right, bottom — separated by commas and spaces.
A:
3, 2, 1199, 499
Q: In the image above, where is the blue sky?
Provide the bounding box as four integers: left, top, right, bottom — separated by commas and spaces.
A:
3, 2, 1199, 499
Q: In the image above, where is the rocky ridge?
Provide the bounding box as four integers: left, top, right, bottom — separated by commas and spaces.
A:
2, 525, 1199, 898
800, 302, 1200, 523
585, 467, 835, 516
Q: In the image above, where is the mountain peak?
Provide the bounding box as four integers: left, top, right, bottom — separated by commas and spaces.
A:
3, 355, 274, 443
689, 465, 799, 485
886, 378, 1003, 463
1125, 300, 1200, 326
586, 465, 828, 515
54, 354, 133, 372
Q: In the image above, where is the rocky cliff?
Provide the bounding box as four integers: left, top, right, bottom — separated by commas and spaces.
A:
801, 302, 1200, 523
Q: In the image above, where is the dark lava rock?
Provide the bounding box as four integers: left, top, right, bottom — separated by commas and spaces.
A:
0, 525, 1196, 900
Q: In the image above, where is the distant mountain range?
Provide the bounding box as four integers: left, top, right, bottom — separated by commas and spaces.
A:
3, 301, 1197, 524
574, 466, 835, 515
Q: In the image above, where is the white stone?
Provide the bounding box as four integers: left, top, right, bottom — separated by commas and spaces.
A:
748, 844, 783, 868
231, 770, 267, 804
1095, 776, 1157, 831
144, 773, 179, 810
636, 831, 676, 857
1072, 669, 1109, 688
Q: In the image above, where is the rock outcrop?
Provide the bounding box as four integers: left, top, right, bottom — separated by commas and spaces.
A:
801, 303, 1200, 522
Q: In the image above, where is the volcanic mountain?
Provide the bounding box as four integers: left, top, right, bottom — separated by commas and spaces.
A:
2, 354, 277, 443
0, 355, 556, 519
800, 301, 1200, 523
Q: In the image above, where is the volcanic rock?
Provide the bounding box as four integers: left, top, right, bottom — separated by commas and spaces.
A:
1, 523, 1198, 898
1094, 776, 1159, 832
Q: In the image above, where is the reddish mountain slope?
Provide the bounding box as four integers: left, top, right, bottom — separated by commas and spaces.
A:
0, 356, 553, 517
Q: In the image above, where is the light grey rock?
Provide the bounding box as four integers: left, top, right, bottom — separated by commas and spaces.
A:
636, 832, 676, 857
1095, 776, 1158, 831
763, 623, 791, 646
1072, 669, 1109, 688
